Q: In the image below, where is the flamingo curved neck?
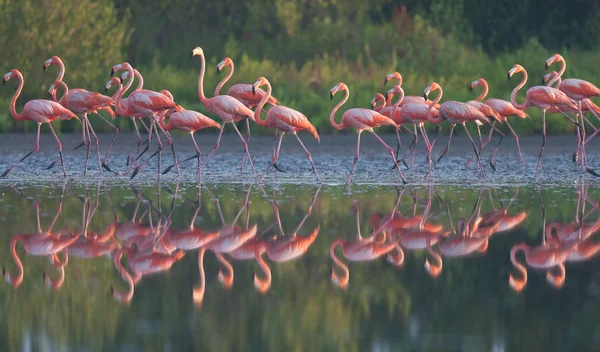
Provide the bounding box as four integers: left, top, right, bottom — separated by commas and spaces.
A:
510, 70, 528, 111
9, 71, 26, 121
427, 87, 443, 120
391, 87, 405, 119
214, 63, 234, 97
254, 251, 271, 292
556, 56, 566, 79
548, 74, 561, 87
330, 88, 349, 130
425, 240, 442, 276
55, 58, 65, 82
4, 236, 24, 286
54, 81, 69, 103
44, 266, 65, 290
196, 54, 209, 105
475, 80, 489, 102
510, 245, 529, 280
134, 70, 144, 91
253, 81, 271, 127
115, 79, 128, 115
329, 240, 349, 287
216, 253, 234, 289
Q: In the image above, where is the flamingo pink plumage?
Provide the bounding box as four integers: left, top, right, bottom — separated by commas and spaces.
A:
252, 76, 322, 183
330, 82, 406, 184
192, 47, 257, 174
2, 69, 79, 177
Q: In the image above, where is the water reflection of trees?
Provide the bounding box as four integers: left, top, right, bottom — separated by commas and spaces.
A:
0, 183, 599, 351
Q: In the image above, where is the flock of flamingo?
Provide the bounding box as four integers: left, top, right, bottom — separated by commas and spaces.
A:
3, 49, 600, 183
3, 184, 600, 304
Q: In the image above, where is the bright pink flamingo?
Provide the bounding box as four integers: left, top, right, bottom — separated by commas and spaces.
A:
507, 64, 580, 177
423, 82, 497, 177
159, 105, 221, 179
110, 62, 183, 179
215, 57, 280, 171
330, 82, 406, 184
252, 77, 322, 183
191, 47, 256, 174
545, 54, 600, 174
44, 56, 119, 174
2, 69, 79, 177
48, 80, 117, 175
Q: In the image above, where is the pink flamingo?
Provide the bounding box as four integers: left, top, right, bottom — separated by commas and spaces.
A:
191, 47, 256, 174
1, 69, 79, 177
215, 57, 280, 171
545, 54, 600, 174
423, 82, 498, 177
252, 77, 322, 183
44, 56, 119, 174
508, 242, 573, 292
159, 105, 222, 179
330, 82, 406, 184
110, 62, 183, 179
48, 80, 117, 175
507, 64, 580, 177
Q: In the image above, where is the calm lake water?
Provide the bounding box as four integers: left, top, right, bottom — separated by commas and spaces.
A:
0, 183, 599, 351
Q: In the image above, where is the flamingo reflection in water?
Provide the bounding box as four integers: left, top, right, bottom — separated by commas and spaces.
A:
330, 187, 404, 289
509, 189, 577, 293
250, 186, 321, 294
3, 185, 78, 290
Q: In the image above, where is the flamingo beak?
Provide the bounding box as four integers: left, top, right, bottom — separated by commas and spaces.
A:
541, 76, 546, 85
43, 65, 47, 72
423, 87, 431, 101
110, 69, 115, 77
2, 77, 7, 85
330, 91, 334, 100
384, 77, 389, 85
252, 85, 256, 95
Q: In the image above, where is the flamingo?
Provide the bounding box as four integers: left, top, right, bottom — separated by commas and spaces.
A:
423, 82, 499, 177
215, 57, 280, 171
118, 69, 152, 166
191, 47, 257, 174
545, 54, 600, 173
251, 77, 322, 183
110, 62, 183, 179
1, 69, 79, 177
159, 104, 222, 180
329, 82, 406, 184
48, 80, 117, 175
508, 242, 573, 292
44, 56, 119, 174
507, 64, 581, 177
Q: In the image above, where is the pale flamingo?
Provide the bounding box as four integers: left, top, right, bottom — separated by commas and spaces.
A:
215, 57, 280, 171
507, 64, 580, 177
330, 82, 406, 184
110, 62, 183, 179
48, 80, 117, 175
252, 77, 321, 183
159, 104, 222, 179
191, 47, 256, 174
2, 70, 79, 177
44, 56, 119, 174
545, 54, 600, 174
423, 82, 497, 177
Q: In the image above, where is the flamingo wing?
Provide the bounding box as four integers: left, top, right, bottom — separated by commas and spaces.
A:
169, 110, 221, 131
484, 98, 527, 118
211, 95, 254, 120
269, 106, 319, 140
24, 99, 77, 121
345, 108, 397, 128
228, 84, 279, 107
440, 101, 486, 123
559, 78, 600, 99
528, 86, 577, 109
129, 90, 179, 111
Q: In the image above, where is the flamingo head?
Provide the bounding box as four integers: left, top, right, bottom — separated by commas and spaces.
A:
216, 57, 232, 74
2, 70, 18, 84
386, 86, 402, 102
469, 78, 485, 91
423, 82, 440, 101
161, 89, 174, 100
384, 72, 402, 86
110, 62, 131, 77
509, 274, 526, 292
191, 47, 204, 58
120, 70, 130, 82
43, 56, 62, 71
105, 77, 122, 93
252, 76, 269, 95
542, 71, 559, 85
329, 82, 347, 100
507, 64, 524, 81
48, 80, 65, 100
253, 272, 270, 294
370, 93, 385, 110
545, 54, 563, 70
330, 267, 348, 289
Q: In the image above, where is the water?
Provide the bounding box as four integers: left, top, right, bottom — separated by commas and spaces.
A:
0, 183, 599, 351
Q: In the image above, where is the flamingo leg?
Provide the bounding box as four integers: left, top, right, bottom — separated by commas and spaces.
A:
578, 102, 587, 169
240, 119, 252, 172
127, 118, 148, 166
410, 124, 418, 168
130, 119, 165, 179
294, 133, 322, 183
535, 110, 547, 178
259, 132, 284, 183
488, 123, 505, 171
200, 123, 225, 170
93, 113, 119, 173
155, 122, 180, 176
427, 123, 455, 177
231, 122, 256, 174
82, 116, 92, 175
84, 115, 103, 174
46, 123, 67, 177
2, 123, 42, 178
461, 123, 485, 177
419, 124, 432, 169
466, 124, 492, 167
47, 115, 87, 170
581, 99, 600, 144
125, 118, 154, 175
346, 131, 362, 184
162, 132, 204, 176
396, 125, 417, 170
504, 120, 525, 166
272, 131, 285, 172
371, 130, 407, 184
191, 133, 202, 180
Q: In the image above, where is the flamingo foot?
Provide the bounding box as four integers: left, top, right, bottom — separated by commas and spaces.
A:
1, 170, 10, 178
586, 168, 600, 177
273, 163, 285, 173
102, 162, 116, 174
162, 165, 175, 175
489, 160, 496, 172
131, 167, 141, 179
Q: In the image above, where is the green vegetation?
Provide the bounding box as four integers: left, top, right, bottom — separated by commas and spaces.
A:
1, 0, 599, 135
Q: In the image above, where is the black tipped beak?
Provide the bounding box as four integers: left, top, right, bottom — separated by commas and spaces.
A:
330, 91, 334, 100
48, 91, 53, 99
105, 87, 109, 93
384, 78, 388, 85
43, 65, 47, 72
2, 78, 7, 85
541, 77, 546, 85
507, 73, 511, 81
217, 67, 222, 74
545, 62, 549, 70
385, 92, 391, 102
110, 70, 115, 77
190, 52, 194, 58
119, 77, 123, 83
252, 86, 256, 95
469, 85, 472, 92
423, 92, 428, 101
